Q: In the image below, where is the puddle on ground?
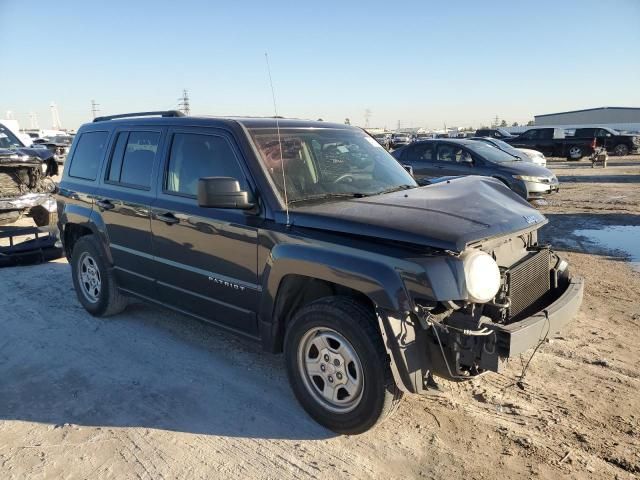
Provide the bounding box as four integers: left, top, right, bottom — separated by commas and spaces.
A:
573, 225, 640, 272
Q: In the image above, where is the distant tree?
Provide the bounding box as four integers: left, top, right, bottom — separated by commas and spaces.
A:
344, 118, 351, 125
317, 118, 324, 122
500, 120, 507, 127
512, 121, 519, 127
479, 125, 489, 129
526, 120, 534, 126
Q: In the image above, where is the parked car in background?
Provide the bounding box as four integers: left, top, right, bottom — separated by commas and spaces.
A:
56, 111, 582, 434
392, 138, 558, 199
0, 123, 59, 226
570, 127, 639, 156
33, 134, 73, 164
503, 128, 592, 160
371, 132, 391, 149
390, 132, 411, 149
474, 128, 514, 139
415, 133, 433, 141
470, 137, 547, 166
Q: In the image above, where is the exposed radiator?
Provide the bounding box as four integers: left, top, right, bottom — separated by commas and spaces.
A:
507, 249, 551, 319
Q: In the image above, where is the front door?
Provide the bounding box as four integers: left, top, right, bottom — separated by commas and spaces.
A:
400, 142, 440, 181
150, 128, 260, 336
434, 143, 475, 176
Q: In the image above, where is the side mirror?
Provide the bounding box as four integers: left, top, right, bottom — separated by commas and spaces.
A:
197, 177, 254, 209
402, 164, 414, 175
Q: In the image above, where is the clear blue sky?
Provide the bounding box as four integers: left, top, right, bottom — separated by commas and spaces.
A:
2, 0, 639, 130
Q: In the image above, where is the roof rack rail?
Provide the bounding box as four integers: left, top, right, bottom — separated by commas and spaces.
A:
93, 110, 185, 122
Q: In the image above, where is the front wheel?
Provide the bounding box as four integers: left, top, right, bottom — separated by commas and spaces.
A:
613, 144, 629, 156
284, 297, 402, 434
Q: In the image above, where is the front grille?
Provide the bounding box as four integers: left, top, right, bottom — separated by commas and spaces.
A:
507, 249, 550, 319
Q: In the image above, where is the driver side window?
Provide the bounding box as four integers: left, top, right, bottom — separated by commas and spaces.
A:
165, 133, 246, 197
437, 145, 464, 162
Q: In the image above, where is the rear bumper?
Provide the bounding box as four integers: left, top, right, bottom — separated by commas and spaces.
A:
493, 276, 584, 357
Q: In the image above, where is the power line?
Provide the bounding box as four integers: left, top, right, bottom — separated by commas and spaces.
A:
178, 89, 191, 115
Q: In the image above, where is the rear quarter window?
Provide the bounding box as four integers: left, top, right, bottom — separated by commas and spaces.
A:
68, 131, 109, 180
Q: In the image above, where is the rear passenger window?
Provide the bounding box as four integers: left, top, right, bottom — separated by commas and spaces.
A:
410, 143, 434, 161
69, 131, 108, 180
106, 131, 160, 189
165, 133, 245, 197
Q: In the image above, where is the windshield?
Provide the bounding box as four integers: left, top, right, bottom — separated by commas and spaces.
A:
0, 125, 25, 149
466, 142, 520, 163
249, 128, 417, 206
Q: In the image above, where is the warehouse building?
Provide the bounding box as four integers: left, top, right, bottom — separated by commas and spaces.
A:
534, 107, 640, 132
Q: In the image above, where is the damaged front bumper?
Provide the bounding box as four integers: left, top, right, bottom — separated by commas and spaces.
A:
492, 276, 583, 358
378, 268, 584, 394
0, 193, 57, 212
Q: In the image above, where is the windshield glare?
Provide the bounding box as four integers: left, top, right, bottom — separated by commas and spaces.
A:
467, 142, 519, 163
249, 128, 417, 205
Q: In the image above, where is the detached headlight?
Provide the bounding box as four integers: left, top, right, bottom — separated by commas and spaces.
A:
513, 174, 545, 182
462, 250, 501, 303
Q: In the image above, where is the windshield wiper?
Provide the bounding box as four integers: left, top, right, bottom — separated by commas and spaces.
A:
287, 192, 367, 205
368, 184, 416, 197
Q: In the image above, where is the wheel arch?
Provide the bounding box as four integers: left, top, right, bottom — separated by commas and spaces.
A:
258, 243, 413, 354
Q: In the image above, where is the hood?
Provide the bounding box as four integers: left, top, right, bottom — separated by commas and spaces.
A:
490, 159, 553, 177
0, 147, 53, 164
289, 176, 546, 252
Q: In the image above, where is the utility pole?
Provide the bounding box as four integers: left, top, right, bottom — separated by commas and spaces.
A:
178, 89, 191, 115
91, 100, 100, 119
493, 115, 499, 128
50, 102, 62, 130
364, 108, 371, 128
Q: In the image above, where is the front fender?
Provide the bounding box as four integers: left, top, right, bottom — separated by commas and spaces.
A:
259, 242, 437, 394
261, 243, 415, 318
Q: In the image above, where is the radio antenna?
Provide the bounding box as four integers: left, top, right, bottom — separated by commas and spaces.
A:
264, 52, 290, 226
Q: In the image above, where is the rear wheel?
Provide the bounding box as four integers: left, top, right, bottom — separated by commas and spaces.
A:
567, 146, 583, 160
31, 206, 57, 227
284, 297, 402, 434
613, 144, 629, 156
70, 235, 128, 317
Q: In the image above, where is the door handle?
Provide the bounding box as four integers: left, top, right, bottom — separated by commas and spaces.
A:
156, 212, 180, 225
96, 199, 115, 211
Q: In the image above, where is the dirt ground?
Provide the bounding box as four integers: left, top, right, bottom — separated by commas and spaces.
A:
1, 156, 639, 479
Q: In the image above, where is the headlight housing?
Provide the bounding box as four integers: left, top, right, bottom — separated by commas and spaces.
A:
462, 250, 501, 303
513, 174, 546, 183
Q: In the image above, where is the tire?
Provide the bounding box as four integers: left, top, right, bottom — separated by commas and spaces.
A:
613, 144, 629, 156
0, 210, 23, 226
567, 146, 583, 160
70, 235, 128, 317
284, 296, 402, 434
31, 206, 57, 227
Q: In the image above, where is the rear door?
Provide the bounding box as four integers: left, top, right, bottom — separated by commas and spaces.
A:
94, 127, 165, 298
399, 142, 438, 180
150, 127, 260, 336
